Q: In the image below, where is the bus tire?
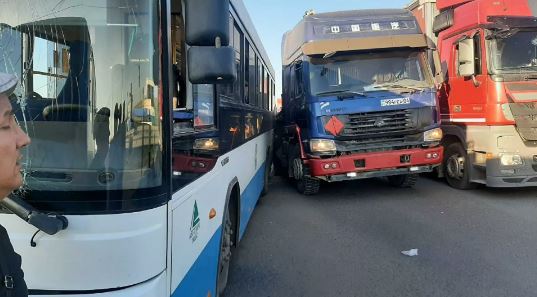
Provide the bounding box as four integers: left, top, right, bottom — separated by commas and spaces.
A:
217, 202, 233, 296
387, 174, 419, 188
444, 142, 476, 190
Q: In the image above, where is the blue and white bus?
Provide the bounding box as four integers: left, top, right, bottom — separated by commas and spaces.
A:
0, 0, 275, 296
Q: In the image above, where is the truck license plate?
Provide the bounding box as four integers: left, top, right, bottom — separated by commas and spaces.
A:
381, 98, 411, 107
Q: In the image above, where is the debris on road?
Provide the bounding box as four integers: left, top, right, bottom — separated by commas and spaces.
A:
401, 249, 419, 257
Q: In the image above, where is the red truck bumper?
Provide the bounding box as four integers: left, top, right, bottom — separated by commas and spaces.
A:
307, 146, 443, 182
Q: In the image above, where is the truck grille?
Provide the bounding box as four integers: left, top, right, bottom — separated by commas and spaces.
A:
510, 102, 537, 141
340, 109, 415, 137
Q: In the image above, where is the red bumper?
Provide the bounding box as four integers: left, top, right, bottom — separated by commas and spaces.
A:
307, 147, 443, 177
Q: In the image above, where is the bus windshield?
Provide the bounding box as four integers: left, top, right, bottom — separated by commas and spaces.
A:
0, 0, 165, 213
490, 30, 537, 72
308, 50, 431, 96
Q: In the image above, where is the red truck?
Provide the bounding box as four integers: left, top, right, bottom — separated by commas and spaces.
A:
408, 0, 537, 189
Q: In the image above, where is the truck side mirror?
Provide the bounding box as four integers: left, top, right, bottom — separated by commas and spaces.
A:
457, 38, 475, 77
185, 0, 229, 46
188, 46, 236, 84
432, 49, 445, 85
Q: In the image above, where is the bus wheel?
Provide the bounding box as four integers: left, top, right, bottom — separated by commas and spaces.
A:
444, 142, 476, 190
387, 174, 418, 188
217, 204, 233, 295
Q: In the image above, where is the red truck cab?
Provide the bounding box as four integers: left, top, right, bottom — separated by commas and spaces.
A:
409, 0, 537, 188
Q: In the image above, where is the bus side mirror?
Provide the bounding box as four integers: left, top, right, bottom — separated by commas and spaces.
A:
185, 0, 230, 46
188, 46, 236, 84
457, 38, 475, 77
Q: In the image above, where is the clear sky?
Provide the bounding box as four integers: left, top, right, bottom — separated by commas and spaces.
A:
243, 0, 412, 98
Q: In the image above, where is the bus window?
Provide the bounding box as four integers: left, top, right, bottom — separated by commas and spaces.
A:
32, 37, 69, 99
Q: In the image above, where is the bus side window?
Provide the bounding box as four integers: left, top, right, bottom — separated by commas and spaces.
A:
172, 13, 187, 109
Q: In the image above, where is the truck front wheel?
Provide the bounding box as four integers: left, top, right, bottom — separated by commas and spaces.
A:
387, 174, 419, 188
444, 142, 476, 190
296, 176, 320, 195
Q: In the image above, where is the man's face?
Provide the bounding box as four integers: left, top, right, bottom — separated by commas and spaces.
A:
0, 94, 30, 198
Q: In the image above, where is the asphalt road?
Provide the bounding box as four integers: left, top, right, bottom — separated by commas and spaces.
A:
222, 176, 537, 297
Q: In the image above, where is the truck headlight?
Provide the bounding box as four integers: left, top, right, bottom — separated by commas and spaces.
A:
424, 128, 443, 142
500, 153, 523, 166
310, 139, 336, 154
194, 138, 219, 151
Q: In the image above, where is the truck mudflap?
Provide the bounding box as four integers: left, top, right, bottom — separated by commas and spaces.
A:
306, 146, 443, 181
509, 102, 537, 141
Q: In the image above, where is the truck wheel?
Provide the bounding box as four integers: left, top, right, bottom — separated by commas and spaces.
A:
296, 176, 320, 195
217, 203, 233, 296
444, 142, 476, 190
387, 174, 419, 188
261, 154, 272, 197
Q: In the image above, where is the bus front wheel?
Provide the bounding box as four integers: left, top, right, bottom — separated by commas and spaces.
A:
217, 203, 233, 296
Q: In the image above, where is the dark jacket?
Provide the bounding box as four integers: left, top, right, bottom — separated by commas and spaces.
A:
0, 225, 27, 297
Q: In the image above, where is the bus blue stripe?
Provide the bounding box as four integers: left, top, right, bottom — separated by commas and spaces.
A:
172, 226, 221, 297
239, 163, 266, 240
172, 163, 266, 296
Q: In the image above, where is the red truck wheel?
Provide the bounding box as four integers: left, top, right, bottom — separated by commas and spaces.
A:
444, 142, 476, 190
387, 174, 419, 188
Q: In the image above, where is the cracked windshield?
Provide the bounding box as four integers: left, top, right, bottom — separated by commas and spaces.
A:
0, 0, 163, 212
0, 1, 537, 297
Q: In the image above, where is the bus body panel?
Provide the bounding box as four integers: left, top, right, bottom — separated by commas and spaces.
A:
169, 131, 271, 296
0, 0, 275, 295
31, 272, 167, 297
0, 206, 167, 291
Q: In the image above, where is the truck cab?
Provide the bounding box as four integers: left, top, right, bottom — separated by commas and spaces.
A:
410, 0, 537, 188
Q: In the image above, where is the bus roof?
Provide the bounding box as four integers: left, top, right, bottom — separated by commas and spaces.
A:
231, 0, 275, 76
282, 9, 423, 65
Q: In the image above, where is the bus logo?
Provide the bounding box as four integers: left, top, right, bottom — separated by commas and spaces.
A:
190, 201, 201, 242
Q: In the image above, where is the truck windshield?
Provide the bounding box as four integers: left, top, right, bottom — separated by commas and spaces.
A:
0, 1, 165, 214
490, 30, 537, 72
308, 50, 431, 96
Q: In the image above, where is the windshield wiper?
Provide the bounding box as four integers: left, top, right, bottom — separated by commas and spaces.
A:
370, 83, 424, 93
316, 90, 366, 98
487, 28, 520, 40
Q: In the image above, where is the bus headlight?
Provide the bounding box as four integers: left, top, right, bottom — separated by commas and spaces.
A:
310, 139, 336, 154
424, 128, 443, 142
194, 138, 219, 151
500, 153, 523, 166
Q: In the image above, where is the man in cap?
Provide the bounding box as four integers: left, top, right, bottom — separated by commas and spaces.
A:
0, 73, 30, 297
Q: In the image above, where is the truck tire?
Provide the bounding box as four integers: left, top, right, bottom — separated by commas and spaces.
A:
261, 153, 272, 197
296, 176, 320, 195
444, 142, 476, 190
387, 174, 419, 188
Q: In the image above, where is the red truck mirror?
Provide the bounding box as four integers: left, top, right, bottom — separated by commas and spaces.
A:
457, 38, 476, 77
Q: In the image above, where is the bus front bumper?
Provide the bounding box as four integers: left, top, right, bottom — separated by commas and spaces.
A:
307, 146, 443, 182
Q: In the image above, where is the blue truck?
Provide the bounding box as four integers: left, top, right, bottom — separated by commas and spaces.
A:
274, 9, 444, 195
